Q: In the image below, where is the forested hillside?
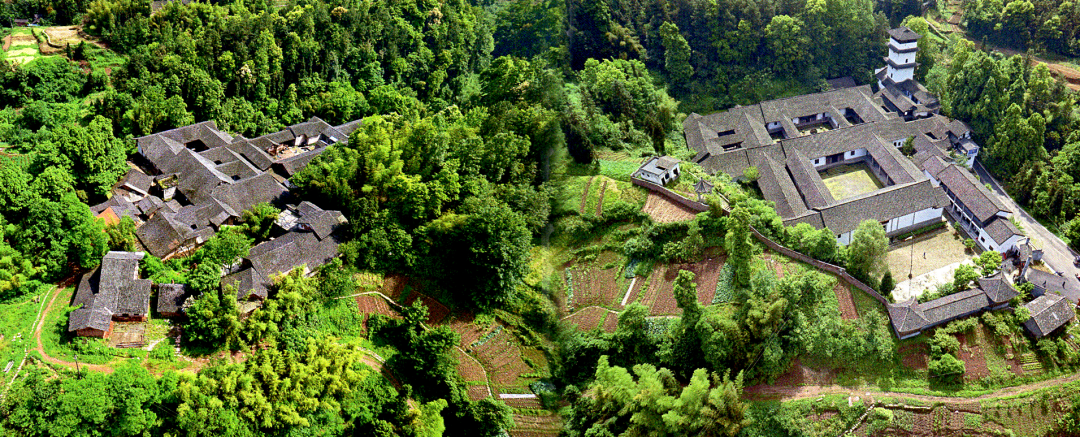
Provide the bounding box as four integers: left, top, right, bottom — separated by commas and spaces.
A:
963, 0, 1080, 56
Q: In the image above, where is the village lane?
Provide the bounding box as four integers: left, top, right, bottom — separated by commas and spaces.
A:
972, 161, 1080, 302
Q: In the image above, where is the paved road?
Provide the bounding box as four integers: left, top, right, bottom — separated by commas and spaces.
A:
972, 161, 1080, 302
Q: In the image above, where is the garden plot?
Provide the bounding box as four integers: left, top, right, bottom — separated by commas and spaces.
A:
354, 294, 399, 333
898, 342, 929, 371
379, 274, 423, 302
626, 257, 725, 316
469, 325, 535, 388
4, 30, 40, 65
834, 283, 859, 320
455, 347, 488, 384
108, 322, 146, 348
404, 292, 451, 325
509, 412, 562, 437
601, 312, 618, 332
563, 306, 610, 332
565, 258, 629, 310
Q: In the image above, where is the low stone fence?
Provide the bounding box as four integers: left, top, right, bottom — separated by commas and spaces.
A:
631, 176, 890, 306
630, 177, 709, 212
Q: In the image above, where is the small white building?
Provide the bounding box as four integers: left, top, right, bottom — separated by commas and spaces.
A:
634, 156, 681, 186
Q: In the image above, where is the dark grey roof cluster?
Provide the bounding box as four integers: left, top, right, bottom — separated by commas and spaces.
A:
888, 274, 1018, 338
228, 202, 348, 301
1025, 269, 1080, 301
1023, 293, 1075, 338
684, 72, 981, 237
68, 252, 152, 332
129, 117, 360, 258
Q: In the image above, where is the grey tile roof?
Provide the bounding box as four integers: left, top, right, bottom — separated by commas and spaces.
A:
887, 299, 930, 335
827, 77, 857, 90
945, 119, 973, 138
91, 196, 140, 221
919, 155, 948, 177
983, 217, 1022, 245
785, 149, 833, 209
920, 288, 991, 326
936, 165, 1009, 223
334, 119, 363, 138
223, 268, 271, 301
156, 283, 191, 314
1024, 293, 1074, 338
978, 275, 1018, 305
655, 156, 680, 170
888, 27, 922, 42
755, 154, 808, 219
781, 212, 825, 229
294, 201, 349, 240
287, 117, 333, 141
247, 231, 341, 283
209, 173, 288, 214
68, 252, 151, 332
867, 137, 918, 184
273, 148, 327, 176
72, 269, 99, 309
137, 196, 166, 216
136, 212, 191, 258
817, 180, 946, 235
117, 169, 153, 195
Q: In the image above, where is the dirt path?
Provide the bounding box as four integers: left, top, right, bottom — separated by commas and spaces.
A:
579, 176, 593, 215
746, 369, 1080, 404
594, 179, 607, 216
32, 280, 115, 374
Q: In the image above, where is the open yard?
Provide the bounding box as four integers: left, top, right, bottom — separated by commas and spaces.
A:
887, 227, 971, 281
820, 162, 883, 200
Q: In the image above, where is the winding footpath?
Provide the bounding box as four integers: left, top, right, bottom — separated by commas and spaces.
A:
32, 280, 114, 374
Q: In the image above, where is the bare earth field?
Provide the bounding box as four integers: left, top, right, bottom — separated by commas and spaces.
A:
641, 191, 698, 223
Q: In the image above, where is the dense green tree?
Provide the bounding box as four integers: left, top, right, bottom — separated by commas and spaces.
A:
846, 220, 888, 287
953, 264, 979, 291
659, 21, 694, 90
726, 206, 755, 289
565, 356, 749, 437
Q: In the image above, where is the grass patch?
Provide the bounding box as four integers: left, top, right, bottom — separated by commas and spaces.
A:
598, 159, 640, 182
555, 176, 591, 215
0, 286, 49, 386
820, 162, 884, 200
83, 43, 125, 72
